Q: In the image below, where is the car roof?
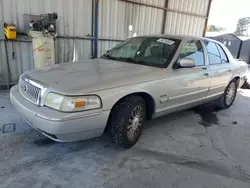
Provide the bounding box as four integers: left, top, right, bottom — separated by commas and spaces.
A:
136, 34, 216, 42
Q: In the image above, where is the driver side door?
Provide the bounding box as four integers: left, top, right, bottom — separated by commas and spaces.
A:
158, 40, 211, 115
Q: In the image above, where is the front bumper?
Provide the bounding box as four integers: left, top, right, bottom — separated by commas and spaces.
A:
10, 85, 110, 142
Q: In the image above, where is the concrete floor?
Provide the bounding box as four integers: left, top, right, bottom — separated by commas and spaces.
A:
1, 89, 250, 188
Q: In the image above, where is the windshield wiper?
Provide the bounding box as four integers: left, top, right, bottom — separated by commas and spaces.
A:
102, 55, 144, 65
103, 55, 134, 62
116, 57, 137, 63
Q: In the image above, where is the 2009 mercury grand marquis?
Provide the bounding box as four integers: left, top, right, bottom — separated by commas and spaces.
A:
10, 35, 248, 148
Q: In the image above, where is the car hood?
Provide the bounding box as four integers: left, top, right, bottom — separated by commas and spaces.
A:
22, 59, 162, 94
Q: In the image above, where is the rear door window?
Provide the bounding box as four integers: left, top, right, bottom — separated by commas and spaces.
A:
203, 41, 221, 65
216, 44, 229, 63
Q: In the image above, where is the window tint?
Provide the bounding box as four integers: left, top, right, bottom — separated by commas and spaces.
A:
216, 44, 229, 63
180, 41, 205, 66
203, 41, 221, 65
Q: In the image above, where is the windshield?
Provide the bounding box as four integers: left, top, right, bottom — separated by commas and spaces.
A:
101, 37, 181, 68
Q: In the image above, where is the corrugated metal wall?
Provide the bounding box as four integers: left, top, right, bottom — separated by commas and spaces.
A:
0, 0, 210, 87
99, 0, 165, 39
164, 0, 209, 36
99, 0, 210, 56
0, 0, 93, 86
99, 0, 165, 54
0, 41, 9, 86
1, 0, 92, 37
0, 41, 34, 85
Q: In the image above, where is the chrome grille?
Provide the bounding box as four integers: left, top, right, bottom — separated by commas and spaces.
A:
19, 78, 41, 105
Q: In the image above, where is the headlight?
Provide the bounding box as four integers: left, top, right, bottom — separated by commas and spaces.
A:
45, 93, 102, 112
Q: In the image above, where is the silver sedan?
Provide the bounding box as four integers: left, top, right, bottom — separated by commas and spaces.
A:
10, 35, 248, 148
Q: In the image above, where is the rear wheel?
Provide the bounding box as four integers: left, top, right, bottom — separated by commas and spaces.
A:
108, 96, 146, 148
216, 80, 237, 109
241, 78, 250, 89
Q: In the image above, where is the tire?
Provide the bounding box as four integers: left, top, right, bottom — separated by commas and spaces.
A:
108, 95, 146, 148
241, 78, 250, 89
216, 79, 237, 109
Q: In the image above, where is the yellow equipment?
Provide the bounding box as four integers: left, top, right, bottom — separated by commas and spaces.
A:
4, 23, 16, 40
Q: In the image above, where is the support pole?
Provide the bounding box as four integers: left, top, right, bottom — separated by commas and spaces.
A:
203, 0, 213, 36
94, 0, 99, 58
4, 40, 11, 89
161, 0, 169, 34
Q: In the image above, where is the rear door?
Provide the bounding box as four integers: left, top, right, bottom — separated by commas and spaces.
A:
203, 40, 232, 97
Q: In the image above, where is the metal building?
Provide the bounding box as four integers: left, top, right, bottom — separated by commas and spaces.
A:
0, 0, 212, 87
207, 33, 250, 63
208, 33, 242, 59
238, 37, 250, 64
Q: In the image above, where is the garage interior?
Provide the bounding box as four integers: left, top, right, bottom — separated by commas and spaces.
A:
2, 0, 250, 188
0, 0, 211, 87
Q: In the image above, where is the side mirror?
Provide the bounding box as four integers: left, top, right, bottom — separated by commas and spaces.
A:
178, 58, 195, 68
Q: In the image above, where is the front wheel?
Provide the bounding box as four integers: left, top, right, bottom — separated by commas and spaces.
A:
108, 96, 146, 148
216, 80, 237, 109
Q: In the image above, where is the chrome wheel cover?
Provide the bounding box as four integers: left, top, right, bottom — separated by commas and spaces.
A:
225, 82, 236, 106
127, 105, 144, 141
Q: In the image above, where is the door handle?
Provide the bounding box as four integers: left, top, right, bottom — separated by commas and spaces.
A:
204, 72, 209, 76
227, 69, 232, 73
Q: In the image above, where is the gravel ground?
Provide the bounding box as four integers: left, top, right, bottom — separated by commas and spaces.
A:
1, 89, 250, 188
